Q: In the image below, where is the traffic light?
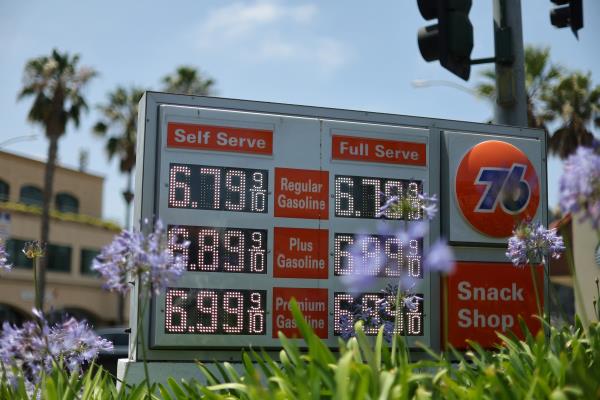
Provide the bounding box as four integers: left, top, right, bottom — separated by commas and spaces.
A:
550, 0, 583, 38
417, 0, 474, 80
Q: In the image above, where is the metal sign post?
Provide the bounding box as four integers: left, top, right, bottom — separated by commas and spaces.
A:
118, 93, 546, 384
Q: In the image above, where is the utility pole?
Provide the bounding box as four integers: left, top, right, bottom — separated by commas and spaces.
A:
492, 0, 527, 126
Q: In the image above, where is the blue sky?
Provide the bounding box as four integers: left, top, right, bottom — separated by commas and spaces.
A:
1, 0, 599, 225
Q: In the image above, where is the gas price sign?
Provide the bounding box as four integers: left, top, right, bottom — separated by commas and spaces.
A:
136, 94, 445, 357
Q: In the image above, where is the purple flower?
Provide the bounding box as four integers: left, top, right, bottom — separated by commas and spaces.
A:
424, 240, 455, 274
0, 240, 11, 272
376, 195, 400, 217
382, 320, 395, 343
403, 294, 423, 312
506, 220, 565, 268
559, 146, 600, 228
418, 193, 438, 220
93, 219, 189, 295
338, 314, 355, 341
340, 234, 385, 293
0, 309, 112, 386
50, 318, 113, 372
377, 191, 438, 220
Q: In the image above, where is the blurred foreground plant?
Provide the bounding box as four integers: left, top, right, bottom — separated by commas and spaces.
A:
0, 240, 11, 272
161, 299, 600, 400
0, 309, 112, 394
92, 218, 189, 393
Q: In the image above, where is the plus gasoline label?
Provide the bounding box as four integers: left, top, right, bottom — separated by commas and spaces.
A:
455, 140, 539, 237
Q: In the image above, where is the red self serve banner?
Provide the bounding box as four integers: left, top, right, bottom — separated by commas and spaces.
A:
166, 122, 273, 155
332, 135, 426, 166
444, 262, 543, 349
273, 227, 328, 279
274, 168, 329, 219
273, 287, 328, 338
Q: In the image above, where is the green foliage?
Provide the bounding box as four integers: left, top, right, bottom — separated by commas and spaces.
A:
3, 302, 600, 399
162, 66, 216, 96
93, 86, 147, 175
473, 45, 600, 159
18, 49, 97, 139
163, 301, 600, 400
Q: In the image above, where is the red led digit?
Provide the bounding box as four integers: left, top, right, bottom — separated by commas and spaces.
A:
362, 294, 381, 335
224, 230, 244, 272
199, 167, 221, 209
333, 293, 354, 333
361, 178, 380, 217
169, 165, 191, 207
250, 172, 267, 212
384, 237, 402, 277
225, 170, 246, 211
407, 312, 422, 335
383, 180, 403, 219
169, 227, 190, 269
334, 234, 353, 275
223, 291, 244, 333
248, 292, 265, 334
198, 229, 219, 271
406, 182, 421, 220
196, 290, 218, 333
335, 177, 354, 216
165, 289, 187, 333
361, 236, 381, 276
385, 294, 404, 335
250, 231, 265, 272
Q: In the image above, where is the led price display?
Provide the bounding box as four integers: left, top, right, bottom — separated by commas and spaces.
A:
334, 292, 424, 336
334, 233, 423, 278
335, 175, 422, 219
169, 225, 267, 273
165, 288, 267, 335
169, 163, 268, 213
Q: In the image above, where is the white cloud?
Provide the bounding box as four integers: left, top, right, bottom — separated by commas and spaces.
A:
199, 1, 317, 42
195, 0, 351, 75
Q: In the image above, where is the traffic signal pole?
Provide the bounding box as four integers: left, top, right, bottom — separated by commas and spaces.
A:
492, 0, 527, 127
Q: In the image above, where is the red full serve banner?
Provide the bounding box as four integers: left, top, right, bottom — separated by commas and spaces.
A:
273, 287, 328, 339
444, 262, 543, 349
273, 227, 328, 279
274, 168, 329, 219
166, 122, 273, 155
331, 135, 426, 166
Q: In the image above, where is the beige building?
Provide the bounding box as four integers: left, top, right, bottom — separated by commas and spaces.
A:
0, 150, 123, 326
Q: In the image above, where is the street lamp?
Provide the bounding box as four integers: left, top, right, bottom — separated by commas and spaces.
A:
0, 134, 38, 149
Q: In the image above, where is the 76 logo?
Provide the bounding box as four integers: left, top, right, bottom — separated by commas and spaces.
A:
474, 164, 530, 214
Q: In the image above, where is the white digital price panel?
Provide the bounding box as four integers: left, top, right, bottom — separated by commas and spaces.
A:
137, 96, 441, 357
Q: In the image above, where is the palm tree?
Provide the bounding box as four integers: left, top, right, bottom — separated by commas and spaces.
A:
18, 49, 96, 312
162, 65, 215, 95
93, 86, 146, 230
474, 45, 561, 132
543, 72, 600, 159
93, 86, 145, 324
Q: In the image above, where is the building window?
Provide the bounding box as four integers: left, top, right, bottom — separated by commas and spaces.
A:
5, 239, 31, 269
55, 192, 79, 213
20, 185, 43, 207
80, 248, 99, 276
0, 180, 9, 202
46, 244, 72, 272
